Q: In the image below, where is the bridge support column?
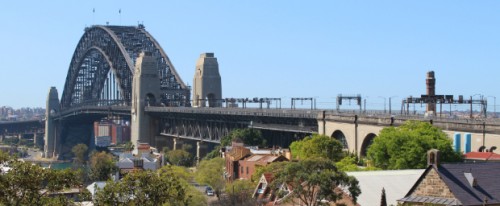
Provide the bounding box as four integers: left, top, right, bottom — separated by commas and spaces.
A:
44, 87, 60, 159
196, 141, 207, 165
131, 52, 162, 152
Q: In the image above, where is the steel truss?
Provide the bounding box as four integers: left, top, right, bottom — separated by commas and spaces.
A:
160, 118, 245, 142
61, 25, 190, 109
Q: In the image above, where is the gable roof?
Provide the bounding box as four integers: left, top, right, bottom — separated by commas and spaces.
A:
227, 146, 251, 161
244, 154, 288, 163
402, 162, 500, 205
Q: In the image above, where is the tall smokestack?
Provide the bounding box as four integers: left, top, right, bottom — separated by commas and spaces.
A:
426, 71, 436, 114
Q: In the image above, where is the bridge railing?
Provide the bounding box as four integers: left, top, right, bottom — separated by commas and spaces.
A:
146, 106, 320, 119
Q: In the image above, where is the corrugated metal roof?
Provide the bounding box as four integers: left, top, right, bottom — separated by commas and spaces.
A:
347, 169, 425, 206
399, 196, 461, 205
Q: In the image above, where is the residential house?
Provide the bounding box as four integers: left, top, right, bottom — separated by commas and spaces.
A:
346, 169, 424, 206
224, 139, 290, 181
116, 152, 162, 174
253, 173, 358, 206
225, 141, 251, 181
399, 149, 500, 205
238, 154, 288, 180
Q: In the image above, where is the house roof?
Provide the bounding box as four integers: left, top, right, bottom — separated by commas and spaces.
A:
347, 169, 424, 206
227, 146, 251, 161
403, 162, 500, 205
464, 152, 500, 161
244, 154, 288, 163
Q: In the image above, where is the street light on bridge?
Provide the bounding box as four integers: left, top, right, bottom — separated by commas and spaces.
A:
378, 96, 386, 114
470, 94, 483, 119
487, 96, 496, 118
389, 96, 398, 115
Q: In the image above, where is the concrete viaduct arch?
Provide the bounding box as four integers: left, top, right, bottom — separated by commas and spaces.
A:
318, 112, 500, 157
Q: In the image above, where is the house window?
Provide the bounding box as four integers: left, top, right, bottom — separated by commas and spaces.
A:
241, 166, 243, 174
246, 167, 249, 174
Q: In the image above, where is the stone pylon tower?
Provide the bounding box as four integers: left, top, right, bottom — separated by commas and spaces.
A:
44, 87, 60, 158
131, 52, 162, 151
192, 53, 222, 107
426, 71, 436, 115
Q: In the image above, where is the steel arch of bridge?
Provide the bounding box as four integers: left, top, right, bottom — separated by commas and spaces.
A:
61, 25, 190, 109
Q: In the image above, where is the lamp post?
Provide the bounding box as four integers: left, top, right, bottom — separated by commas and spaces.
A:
470, 94, 482, 119
488, 96, 496, 118
389, 96, 398, 115
378, 96, 386, 114
364, 96, 369, 113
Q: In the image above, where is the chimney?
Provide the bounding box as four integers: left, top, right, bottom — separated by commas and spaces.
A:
427, 149, 440, 167
426, 71, 436, 115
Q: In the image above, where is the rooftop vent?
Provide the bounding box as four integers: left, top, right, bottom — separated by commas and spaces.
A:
464, 172, 477, 187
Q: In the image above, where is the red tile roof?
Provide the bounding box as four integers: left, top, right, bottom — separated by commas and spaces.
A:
463, 152, 500, 161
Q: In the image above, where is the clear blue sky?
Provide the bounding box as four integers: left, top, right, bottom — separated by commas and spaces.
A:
1, 1, 499, 112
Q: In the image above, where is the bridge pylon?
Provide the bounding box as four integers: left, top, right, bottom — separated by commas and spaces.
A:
192, 53, 222, 107
131, 52, 162, 151
44, 87, 60, 158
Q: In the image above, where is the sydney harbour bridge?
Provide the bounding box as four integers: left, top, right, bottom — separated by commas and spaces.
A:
3, 24, 500, 160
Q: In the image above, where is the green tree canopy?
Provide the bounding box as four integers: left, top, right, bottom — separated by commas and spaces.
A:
123, 141, 134, 152
272, 158, 360, 206
166, 147, 194, 167
195, 157, 225, 199
94, 169, 189, 206
367, 120, 462, 169
157, 165, 207, 206
289, 134, 344, 161
220, 128, 266, 147
89, 151, 117, 181
71, 143, 88, 165
0, 151, 83, 205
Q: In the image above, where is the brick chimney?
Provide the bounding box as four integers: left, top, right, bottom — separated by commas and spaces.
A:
427, 149, 440, 167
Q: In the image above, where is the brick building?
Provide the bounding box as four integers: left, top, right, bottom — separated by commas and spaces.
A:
399, 149, 500, 205
224, 140, 289, 181
238, 154, 288, 180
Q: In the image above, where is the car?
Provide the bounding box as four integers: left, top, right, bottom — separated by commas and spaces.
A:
205, 186, 214, 196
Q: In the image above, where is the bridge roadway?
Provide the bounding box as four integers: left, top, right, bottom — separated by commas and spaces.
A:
5, 106, 500, 157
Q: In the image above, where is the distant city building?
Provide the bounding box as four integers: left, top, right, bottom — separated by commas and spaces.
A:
94, 120, 130, 147
0, 106, 44, 121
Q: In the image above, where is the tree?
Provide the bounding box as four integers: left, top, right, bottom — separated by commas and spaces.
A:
167, 149, 193, 167
271, 158, 360, 206
221, 179, 257, 205
336, 155, 380, 172
0, 151, 82, 205
289, 134, 344, 161
123, 141, 134, 152
367, 120, 462, 169
195, 157, 225, 199
251, 161, 289, 182
94, 169, 189, 206
158, 165, 207, 206
71, 143, 88, 165
89, 151, 117, 181
220, 128, 266, 147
